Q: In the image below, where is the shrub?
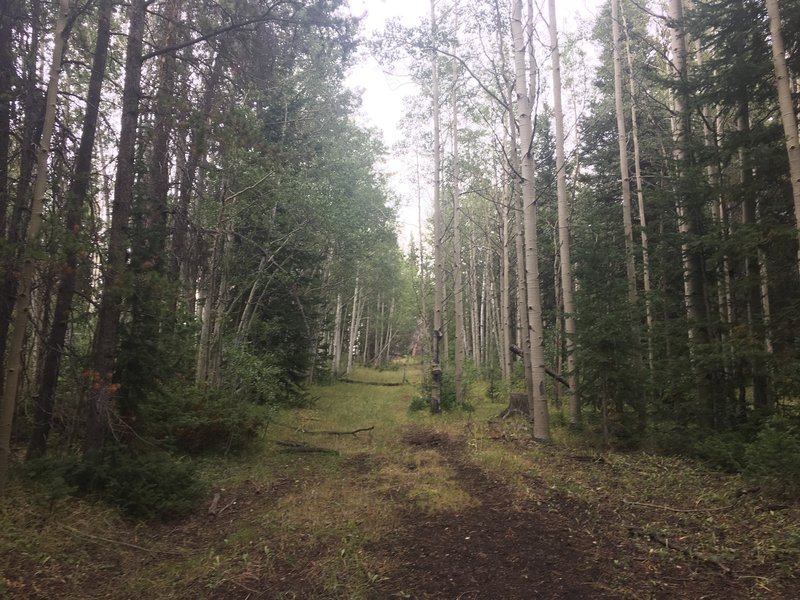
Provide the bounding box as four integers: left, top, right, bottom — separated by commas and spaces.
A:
693, 431, 749, 473
140, 384, 270, 454
744, 418, 800, 498
27, 447, 203, 519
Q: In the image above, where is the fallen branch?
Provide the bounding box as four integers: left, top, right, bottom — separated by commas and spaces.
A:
301, 426, 374, 437
623, 499, 733, 513
208, 492, 221, 515
276, 440, 339, 455
339, 378, 403, 386
509, 345, 570, 388
62, 524, 181, 555
628, 527, 732, 574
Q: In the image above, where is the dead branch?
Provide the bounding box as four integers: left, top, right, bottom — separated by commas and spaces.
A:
509, 345, 570, 388
208, 492, 221, 515
276, 440, 339, 455
622, 499, 733, 513
301, 426, 374, 437
340, 378, 403, 386
627, 527, 732, 575
61, 525, 181, 555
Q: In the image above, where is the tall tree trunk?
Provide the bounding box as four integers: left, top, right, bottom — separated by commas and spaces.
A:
173, 54, 221, 310
346, 277, 360, 376
513, 0, 549, 439
509, 83, 535, 413
620, 0, 654, 370
430, 0, 443, 413
765, 0, 800, 270
0, 0, 44, 398
737, 102, 770, 412
668, 0, 714, 415
332, 292, 343, 375
451, 17, 465, 406
0, 0, 70, 492
27, 0, 114, 459
611, 0, 637, 306
84, 0, 147, 458
548, 0, 579, 425
0, 0, 13, 236
499, 189, 513, 381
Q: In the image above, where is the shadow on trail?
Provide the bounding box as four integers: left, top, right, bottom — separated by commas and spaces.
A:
372, 427, 616, 600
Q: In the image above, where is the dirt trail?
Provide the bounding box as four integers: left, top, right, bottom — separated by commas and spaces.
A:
370, 426, 752, 600
372, 427, 613, 599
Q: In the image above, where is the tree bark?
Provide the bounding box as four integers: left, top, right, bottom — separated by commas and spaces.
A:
0, 0, 71, 491
451, 11, 465, 406
620, 0, 654, 370
84, 0, 148, 458
513, 0, 549, 440
430, 0, 443, 413
27, 0, 114, 459
765, 0, 800, 271
611, 0, 638, 307
548, 0, 579, 425
668, 0, 714, 415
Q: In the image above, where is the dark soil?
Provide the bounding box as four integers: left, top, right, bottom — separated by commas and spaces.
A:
371, 426, 762, 600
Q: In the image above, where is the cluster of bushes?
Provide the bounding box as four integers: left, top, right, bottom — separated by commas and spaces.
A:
27, 446, 203, 519
409, 367, 474, 412
24, 346, 303, 519
691, 416, 800, 497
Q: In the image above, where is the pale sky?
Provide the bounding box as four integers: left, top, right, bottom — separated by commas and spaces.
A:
344, 0, 605, 245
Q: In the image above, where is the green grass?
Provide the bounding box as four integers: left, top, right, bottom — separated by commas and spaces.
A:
2, 366, 798, 598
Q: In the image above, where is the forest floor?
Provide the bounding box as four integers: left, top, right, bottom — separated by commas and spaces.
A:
1, 364, 798, 599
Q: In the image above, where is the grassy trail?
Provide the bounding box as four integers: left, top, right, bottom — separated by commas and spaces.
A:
2, 364, 798, 598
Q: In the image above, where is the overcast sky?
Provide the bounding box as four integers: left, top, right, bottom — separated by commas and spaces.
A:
343, 0, 605, 244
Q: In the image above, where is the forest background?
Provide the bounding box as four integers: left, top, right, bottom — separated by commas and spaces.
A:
0, 0, 799, 518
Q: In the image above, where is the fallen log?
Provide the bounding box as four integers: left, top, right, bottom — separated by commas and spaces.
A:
301, 426, 374, 437
276, 440, 339, 455
339, 379, 403, 386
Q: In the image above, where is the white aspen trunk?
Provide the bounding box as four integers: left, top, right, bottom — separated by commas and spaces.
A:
548, 0, 579, 425
385, 297, 395, 361
237, 254, 267, 340
500, 187, 513, 380
669, 0, 714, 412
469, 235, 480, 366
332, 293, 343, 374
346, 278, 360, 376
513, 0, 549, 439
430, 0, 443, 412
452, 24, 466, 406
494, 7, 513, 382
765, 0, 800, 271
196, 196, 227, 385
416, 153, 428, 363
611, 0, 637, 306
0, 0, 70, 492
620, 0, 654, 370
208, 228, 232, 388
509, 91, 534, 410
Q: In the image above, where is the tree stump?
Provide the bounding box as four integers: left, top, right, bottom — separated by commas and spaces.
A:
497, 392, 531, 418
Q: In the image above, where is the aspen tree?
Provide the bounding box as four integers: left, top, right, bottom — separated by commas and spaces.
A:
547, 0, 579, 425
0, 0, 71, 491
765, 0, 800, 270
513, 0, 549, 439
668, 0, 713, 411
28, 0, 114, 459
430, 0, 444, 413
620, 0, 654, 369
451, 0, 465, 405
611, 0, 637, 306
